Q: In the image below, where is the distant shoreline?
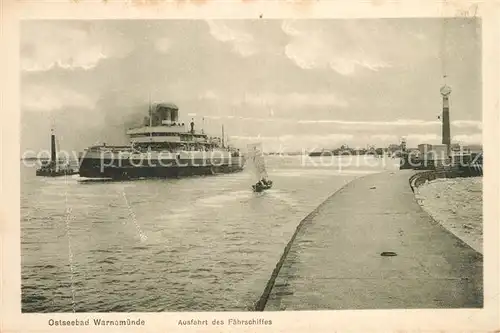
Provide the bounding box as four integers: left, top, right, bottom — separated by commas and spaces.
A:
21, 157, 77, 162
21, 157, 49, 161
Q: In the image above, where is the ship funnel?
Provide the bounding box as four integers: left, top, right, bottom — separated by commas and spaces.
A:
156, 103, 179, 125
171, 108, 179, 122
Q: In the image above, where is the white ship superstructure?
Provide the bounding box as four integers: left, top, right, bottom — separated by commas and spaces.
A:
78, 102, 245, 179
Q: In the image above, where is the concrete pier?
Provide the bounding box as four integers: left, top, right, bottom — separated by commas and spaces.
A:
260, 170, 483, 310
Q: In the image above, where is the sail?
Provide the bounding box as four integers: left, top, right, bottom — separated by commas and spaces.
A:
247, 143, 268, 182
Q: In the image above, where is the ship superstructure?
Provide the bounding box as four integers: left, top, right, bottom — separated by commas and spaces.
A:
78, 103, 245, 179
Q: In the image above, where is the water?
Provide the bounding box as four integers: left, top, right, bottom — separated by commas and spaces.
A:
21, 155, 399, 312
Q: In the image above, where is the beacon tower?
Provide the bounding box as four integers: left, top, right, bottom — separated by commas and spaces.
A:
440, 84, 452, 156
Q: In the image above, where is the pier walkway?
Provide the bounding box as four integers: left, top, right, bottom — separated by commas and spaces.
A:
262, 170, 483, 310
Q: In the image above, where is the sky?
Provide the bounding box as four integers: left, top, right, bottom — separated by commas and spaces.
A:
21, 18, 482, 153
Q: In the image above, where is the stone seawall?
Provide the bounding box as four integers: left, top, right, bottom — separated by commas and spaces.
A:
253, 180, 354, 311
409, 167, 482, 192
257, 170, 483, 311
410, 172, 483, 254
409, 171, 457, 191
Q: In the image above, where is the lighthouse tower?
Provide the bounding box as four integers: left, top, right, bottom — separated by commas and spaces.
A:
440, 83, 452, 157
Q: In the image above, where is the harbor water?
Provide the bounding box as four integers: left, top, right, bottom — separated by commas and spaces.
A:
21, 155, 399, 312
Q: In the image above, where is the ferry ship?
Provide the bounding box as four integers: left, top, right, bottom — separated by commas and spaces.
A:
78, 102, 245, 180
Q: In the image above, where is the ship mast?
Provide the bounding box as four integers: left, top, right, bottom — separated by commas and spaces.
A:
148, 93, 153, 145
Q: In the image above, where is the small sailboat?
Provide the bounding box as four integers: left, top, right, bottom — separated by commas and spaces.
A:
36, 129, 78, 177
253, 178, 273, 192
247, 143, 273, 192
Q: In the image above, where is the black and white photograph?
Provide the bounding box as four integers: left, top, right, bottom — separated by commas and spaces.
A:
2, 1, 499, 332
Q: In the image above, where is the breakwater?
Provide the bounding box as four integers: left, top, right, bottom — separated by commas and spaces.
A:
410, 170, 455, 191
409, 165, 483, 192
414, 176, 483, 254
253, 180, 354, 311
257, 170, 483, 310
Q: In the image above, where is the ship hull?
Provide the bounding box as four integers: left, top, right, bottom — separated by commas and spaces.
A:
79, 163, 244, 179
78, 153, 245, 180
36, 169, 78, 177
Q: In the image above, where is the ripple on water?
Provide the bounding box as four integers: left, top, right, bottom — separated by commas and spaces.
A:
195, 191, 251, 208
20, 157, 382, 312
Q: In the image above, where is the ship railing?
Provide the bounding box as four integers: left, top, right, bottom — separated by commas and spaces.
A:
86, 145, 135, 153
85, 145, 242, 157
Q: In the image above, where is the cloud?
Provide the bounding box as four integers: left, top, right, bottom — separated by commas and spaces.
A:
369, 134, 399, 142
206, 20, 257, 57
236, 92, 348, 108
21, 21, 133, 72
231, 133, 354, 151
22, 55, 107, 72
155, 38, 171, 53
298, 119, 482, 132
282, 20, 391, 75
452, 120, 482, 130
298, 119, 439, 126
231, 134, 354, 142
360, 133, 485, 148
453, 133, 482, 145
397, 133, 482, 146
405, 134, 440, 145
199, 90, 218, 100
22, 84, 96, 112
203, 114, 481, 131
228, 132, 483, 152
20, 19, 481, 154
197, 90, 349, 111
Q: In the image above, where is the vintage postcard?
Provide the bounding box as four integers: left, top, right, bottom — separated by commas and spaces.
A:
1, 0, 499, 332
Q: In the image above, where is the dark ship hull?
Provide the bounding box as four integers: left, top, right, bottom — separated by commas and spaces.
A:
36, 168, 78, 177
78, 164, 245, 180
78, 153, 245, 180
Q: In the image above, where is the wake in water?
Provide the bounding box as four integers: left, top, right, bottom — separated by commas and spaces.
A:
21, 155, 389, 312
